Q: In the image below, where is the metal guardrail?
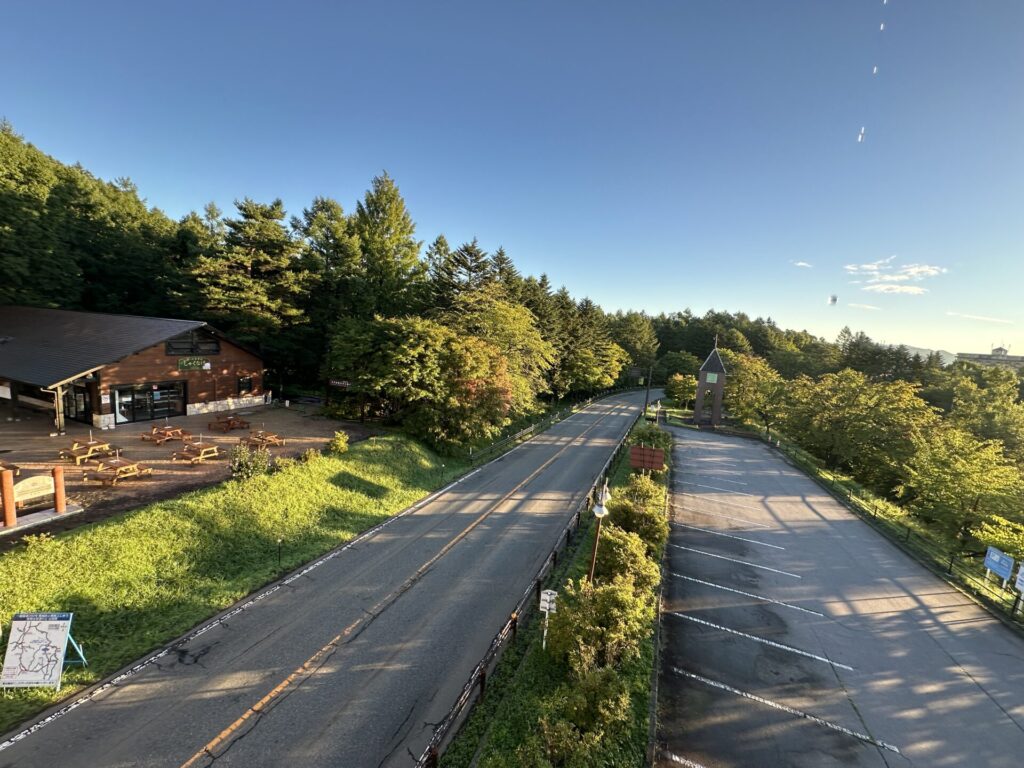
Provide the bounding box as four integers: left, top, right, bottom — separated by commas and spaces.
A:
769, 436, 1024, 625
415, 407, 643, 767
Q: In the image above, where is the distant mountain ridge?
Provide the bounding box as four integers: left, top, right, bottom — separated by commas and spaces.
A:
893, 345, 956, 366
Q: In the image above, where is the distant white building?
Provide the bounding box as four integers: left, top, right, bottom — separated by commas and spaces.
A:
956, 347, 1024, 370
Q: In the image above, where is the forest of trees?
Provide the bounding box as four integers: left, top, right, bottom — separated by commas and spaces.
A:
5, 120, 1024, 559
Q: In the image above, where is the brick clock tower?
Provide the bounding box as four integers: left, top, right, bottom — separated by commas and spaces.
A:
692, 346, 727, 426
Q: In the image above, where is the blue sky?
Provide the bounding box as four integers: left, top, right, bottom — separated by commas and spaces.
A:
2, 1, 1021, 353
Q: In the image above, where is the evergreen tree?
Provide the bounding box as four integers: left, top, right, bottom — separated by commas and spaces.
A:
351, 172, 425, 317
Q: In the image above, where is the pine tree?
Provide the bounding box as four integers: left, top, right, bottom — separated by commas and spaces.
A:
351, 172, 425, 317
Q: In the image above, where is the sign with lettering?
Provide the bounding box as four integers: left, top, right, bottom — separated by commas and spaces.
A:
13, 476, 54, 504
329, 379, 351, 389
177, 357, 209, 371
984, 546, 1014, 581
1015, 565, 1024, 593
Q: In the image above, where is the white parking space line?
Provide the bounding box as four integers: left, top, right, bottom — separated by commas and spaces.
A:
669, 544, 801, 578
675, 506, 771, 529
661, 752, 709, 767
670, 667, 901, 754
677, 496, 773, 525
705, 476, 748, 486
672, 522, 784, 549
669, 613, 853, 670
670, 572, 824, 616
686, 482, 761, 497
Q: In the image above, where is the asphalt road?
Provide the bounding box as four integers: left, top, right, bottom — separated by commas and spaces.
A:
0, 392, 647, 768
657, 427, 1024, 768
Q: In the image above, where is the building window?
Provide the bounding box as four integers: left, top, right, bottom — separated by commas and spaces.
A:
165, 330, 220, 356
238, 376, 253, 397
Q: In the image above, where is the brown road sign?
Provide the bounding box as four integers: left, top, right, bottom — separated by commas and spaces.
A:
630, 446, 665, 471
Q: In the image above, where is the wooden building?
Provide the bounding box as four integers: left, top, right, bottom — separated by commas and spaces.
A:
0, 307, 266, 433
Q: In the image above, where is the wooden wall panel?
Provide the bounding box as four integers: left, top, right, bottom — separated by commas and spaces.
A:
97, 341, 263, 414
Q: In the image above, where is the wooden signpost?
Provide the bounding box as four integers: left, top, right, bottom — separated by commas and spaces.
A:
629, 445, 665, 472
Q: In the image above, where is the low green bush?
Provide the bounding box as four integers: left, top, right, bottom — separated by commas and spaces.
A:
607, 497, 668, 557
228, 442, 273, 479
627, 423, 672, 453
327, 430, 350, 455
547, 577, 654, 680
593, 524, 660, 596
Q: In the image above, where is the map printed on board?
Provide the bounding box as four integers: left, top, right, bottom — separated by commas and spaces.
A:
1, 613, 74, 689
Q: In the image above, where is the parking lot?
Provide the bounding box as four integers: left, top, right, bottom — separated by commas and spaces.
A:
657, 427, 1024, 768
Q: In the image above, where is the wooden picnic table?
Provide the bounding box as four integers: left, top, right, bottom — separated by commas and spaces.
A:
171, 442, 222, 465
141, 425, 190, 445
86, 458, 153, 486
246, 430, 286, 447
209, 414, 250, 432
59, 440, 113, 466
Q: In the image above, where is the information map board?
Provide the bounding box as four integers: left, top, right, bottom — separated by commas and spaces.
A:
1, 612, 74, 689
984, 546, 1015, 581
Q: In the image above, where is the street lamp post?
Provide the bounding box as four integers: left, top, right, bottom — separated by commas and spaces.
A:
587, 481, 612, 582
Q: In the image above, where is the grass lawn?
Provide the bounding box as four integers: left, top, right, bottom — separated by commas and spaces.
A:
0, 435, 467, 733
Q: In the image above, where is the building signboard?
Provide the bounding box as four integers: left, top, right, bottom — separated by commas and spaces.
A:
984, 546, 1014, 581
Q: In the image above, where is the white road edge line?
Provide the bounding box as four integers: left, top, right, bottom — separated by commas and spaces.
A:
669, 543, 801, 578
661, 752, 709, 767
672, 521, 784, 549
669, 612, 853, 670
669, 571, 823, 616
670, 667, 900, 754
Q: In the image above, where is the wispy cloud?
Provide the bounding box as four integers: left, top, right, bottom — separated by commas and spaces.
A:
845, 254, 897, 275
846, 255, 945, 296
849, 303, 881, 311
863, 284, 928, 295
946, 311, 1013, 325
792, 261, 813, 268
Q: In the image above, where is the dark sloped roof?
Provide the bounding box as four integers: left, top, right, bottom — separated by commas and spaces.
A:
0, 306, 206, 388
700, 348, 727, 375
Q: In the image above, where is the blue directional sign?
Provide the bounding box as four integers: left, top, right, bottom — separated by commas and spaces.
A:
984, 546, 1014, 581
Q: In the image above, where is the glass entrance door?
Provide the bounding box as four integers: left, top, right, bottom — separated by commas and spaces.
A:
112, 382, 186, 423
63, 385, 92, 424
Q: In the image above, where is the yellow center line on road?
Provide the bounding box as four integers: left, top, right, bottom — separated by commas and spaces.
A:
178, 401, 630, 768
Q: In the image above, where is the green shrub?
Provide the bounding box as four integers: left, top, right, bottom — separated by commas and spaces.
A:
547, 577, 654, 679
274, 456, 297, 471
627, 423, 672, 452
607, 498, 668, 556
515, 666, 632, 767
301, 447, 321, 463
594, 524, 660, 596
327, 430, 350, 455
228, 443, 273, 479
620, 474, 662, 512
